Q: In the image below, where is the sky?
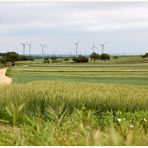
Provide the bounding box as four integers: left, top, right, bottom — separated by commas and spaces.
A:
0, 3, 148, 55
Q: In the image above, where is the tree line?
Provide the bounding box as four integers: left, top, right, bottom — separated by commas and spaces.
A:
1, 51, 148, 66
0, 52, 33, 66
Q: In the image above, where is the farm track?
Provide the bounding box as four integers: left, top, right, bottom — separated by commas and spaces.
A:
0, 68, 12, 85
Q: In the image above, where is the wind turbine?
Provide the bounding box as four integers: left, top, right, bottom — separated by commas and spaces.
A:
99, 42, 106, 54
73, 41, 79, 57
40, 44, 46, 59
20, 42, 26, 55
27, 42, 32, 56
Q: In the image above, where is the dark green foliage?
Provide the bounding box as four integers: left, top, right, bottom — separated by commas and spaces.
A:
90, 52, 100, 61
0, 53, 6, 57
0, 52, 34, 66
72, 55, 89, 63
113, 56, 118, 59
5, 52, 19, 66
63, 57, 69, 61
5, 52, 19, 62
50, 56, 57, 60
19, 55, 34, 61
0, 57, 7, 66
100, 53, 110, 61
43, 58, 50, 63
142, 53, 148, 58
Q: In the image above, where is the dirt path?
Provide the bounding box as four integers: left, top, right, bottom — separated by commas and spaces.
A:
0, 68, 12, 85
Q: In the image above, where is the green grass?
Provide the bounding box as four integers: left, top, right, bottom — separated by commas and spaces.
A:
0, 81, 148, 145
1, 81, 148, 112
10, 71, 148, 85
10, 60, 148, 85
0, 56, 148, 145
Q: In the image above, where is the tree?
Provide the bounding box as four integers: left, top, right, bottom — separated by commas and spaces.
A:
5, 52, 19, 66
19, 55, 34, 61
20, 55, 28, 61
142, 52, 148, 58
0, 53, 6, 57
43, 58, 50, 63
90, 52, 100, 61
100, 53, 110, 61
0, 57, 7, 66
72, 55, 88, 63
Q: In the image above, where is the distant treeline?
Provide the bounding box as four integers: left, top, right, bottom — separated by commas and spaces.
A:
0, 52, 34, 66
0, 53, 6, 56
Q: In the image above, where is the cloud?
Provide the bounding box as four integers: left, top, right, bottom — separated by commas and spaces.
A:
1, 3, 148, 35
0, 3, 148, 54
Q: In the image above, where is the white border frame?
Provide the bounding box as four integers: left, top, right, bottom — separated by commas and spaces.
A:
0, 0, 148, 2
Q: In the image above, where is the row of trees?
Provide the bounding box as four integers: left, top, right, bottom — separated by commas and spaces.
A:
72, 51, 148, 63
72, 52, 110, 63
90, 52, 110, 61
42, 52, 111, 63
1, 51, 148, 66
0, 52, 33, 66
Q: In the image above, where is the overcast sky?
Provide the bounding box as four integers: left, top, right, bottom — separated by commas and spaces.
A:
0, 3, 148, 55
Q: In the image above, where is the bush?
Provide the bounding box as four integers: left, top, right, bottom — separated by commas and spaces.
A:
113, 56, 118, 59
100, 53, 110, 61
0, 57, 7, 66
63, 57, 69, 61
142, 53, 148, 58
20, 55, 34, 61
72, 55, 89, 63
50, 56, 57, 60
20, 55, 28, 61
43, 58, 50, 63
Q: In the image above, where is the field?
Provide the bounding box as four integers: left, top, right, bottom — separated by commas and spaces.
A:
0, 56, 148, 145
10, 56, 148, 85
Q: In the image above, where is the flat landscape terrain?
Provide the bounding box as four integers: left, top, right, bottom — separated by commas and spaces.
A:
10, 56, 148, 85
0, 56, 148, 146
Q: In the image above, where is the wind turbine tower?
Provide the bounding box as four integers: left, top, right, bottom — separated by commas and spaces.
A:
27, 42, 32, 56
73, 41, 79, 57
40, 44, 46, 59
20, 42, 26, 55
99, 43, 106, 54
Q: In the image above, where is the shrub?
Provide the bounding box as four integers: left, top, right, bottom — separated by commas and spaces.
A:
0, 57, 7, 66
113, 56, 118, 59
90, 52, 100, 61
142, 53, 148, 58
72, 55, 89, 63
50, 56, 57, 60
43, 58, 50, 63
20, 55, 34, 61
63, 57, 69, 61
100, 53, 110, 61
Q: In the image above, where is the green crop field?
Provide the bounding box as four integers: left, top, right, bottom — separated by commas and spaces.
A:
10, 58, 148, 85
0, 56, 148, 146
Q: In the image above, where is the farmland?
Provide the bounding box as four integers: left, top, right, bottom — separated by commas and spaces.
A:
0, 56, 148, 145
10, 56, 148, 85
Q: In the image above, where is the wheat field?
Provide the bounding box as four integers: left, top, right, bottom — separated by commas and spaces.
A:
0, 80, 148, 145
